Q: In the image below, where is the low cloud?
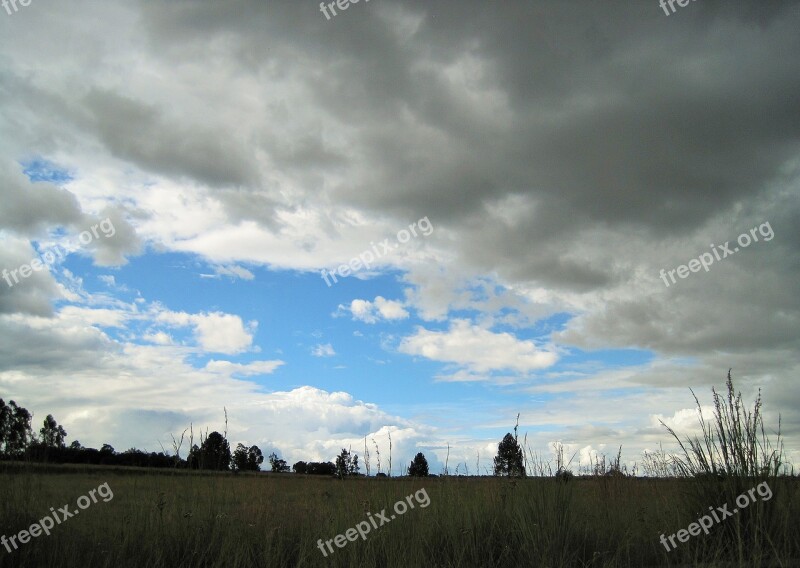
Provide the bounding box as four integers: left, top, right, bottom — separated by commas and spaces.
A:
399, 319, 557, 375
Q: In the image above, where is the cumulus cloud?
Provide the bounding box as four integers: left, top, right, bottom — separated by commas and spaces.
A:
399, 319, 557, 375
156, 310, 256, 354
0, 238, 63, 316
348, 296, 410, 323
0, 291, 434, 466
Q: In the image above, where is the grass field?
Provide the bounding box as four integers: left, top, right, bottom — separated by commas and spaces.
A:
1, 462, 798, 568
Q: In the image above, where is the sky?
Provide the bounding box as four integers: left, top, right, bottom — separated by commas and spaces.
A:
0, 0, 798, 475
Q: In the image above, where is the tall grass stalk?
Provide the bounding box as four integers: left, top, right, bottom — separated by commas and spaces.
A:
661, 370, 789, 564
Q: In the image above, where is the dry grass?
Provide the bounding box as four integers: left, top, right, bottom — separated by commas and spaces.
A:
0, 462, 797, 567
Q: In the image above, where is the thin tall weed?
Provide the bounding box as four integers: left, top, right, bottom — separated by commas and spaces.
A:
661, 370, 788, 564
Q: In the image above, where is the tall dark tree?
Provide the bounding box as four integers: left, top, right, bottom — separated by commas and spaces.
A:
268, 452, 290, 472
232, 444, 248, 471
187, 444, 201, 469
249, 446, 264, 470
292, 461, 308, 474
233, 444, 264, 471
40, 414, 67, 448
0, 399, 33, 457
335, 448, 360, 478
494, 433, 526, 477
195, 431, 231, 470
349, 454, 360, 476
407, 452, 429, 477
0, 399, 9, 454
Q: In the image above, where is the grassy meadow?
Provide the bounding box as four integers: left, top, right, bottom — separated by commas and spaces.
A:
1, 461, 798, 568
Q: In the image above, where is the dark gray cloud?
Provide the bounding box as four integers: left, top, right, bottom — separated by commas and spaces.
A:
0, 315, 121, 373
81, 89, 260, 189
0, 159, 83, 235
0, 239, 61, 316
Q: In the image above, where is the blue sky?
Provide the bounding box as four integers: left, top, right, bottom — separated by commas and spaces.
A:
1, 1, 797, 475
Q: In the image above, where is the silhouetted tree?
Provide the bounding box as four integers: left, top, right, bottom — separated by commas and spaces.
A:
0, 399, 188, 469
187, 444, 200, 469
0, 399, 33, 457
247, 445, 264, 471
494, 433, 525, 477
233, 444, 264, 471
335, 448, 360, 478
408, 452, 429, 477
232, 444, 248, 471
193, 431, 231, 470
40, 414, 67, 448
268, 452, 290, 472
306, 461, 336, 475
0, 399, 9, 456
293, 461, 308, 474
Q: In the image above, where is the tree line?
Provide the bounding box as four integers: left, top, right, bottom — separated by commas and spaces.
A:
1, 397, 525, 478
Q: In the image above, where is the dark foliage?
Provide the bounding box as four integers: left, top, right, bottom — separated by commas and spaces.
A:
407, 452, 429, 477
494, 433, 526, 477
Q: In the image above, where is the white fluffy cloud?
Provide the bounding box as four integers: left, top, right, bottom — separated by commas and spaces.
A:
348, 296, 410, 324
399, 319, 557, 375
156, 310, 256, 354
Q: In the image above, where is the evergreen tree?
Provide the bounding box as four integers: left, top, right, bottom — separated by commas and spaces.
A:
494, 433, 526, 477
407, 452, 430, 477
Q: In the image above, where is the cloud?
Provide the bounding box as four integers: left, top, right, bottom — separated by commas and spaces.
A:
201, 264, 255, 280
399, 319, 557, 374
312, 343, 336, 357
0, 238, 63, 316
204, 359, 285, 377
143, 331, 173, 346
0, 158, 83, 236
348, 296, 410, 324
0, 289, 435, 467
155, 310, 256, 354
